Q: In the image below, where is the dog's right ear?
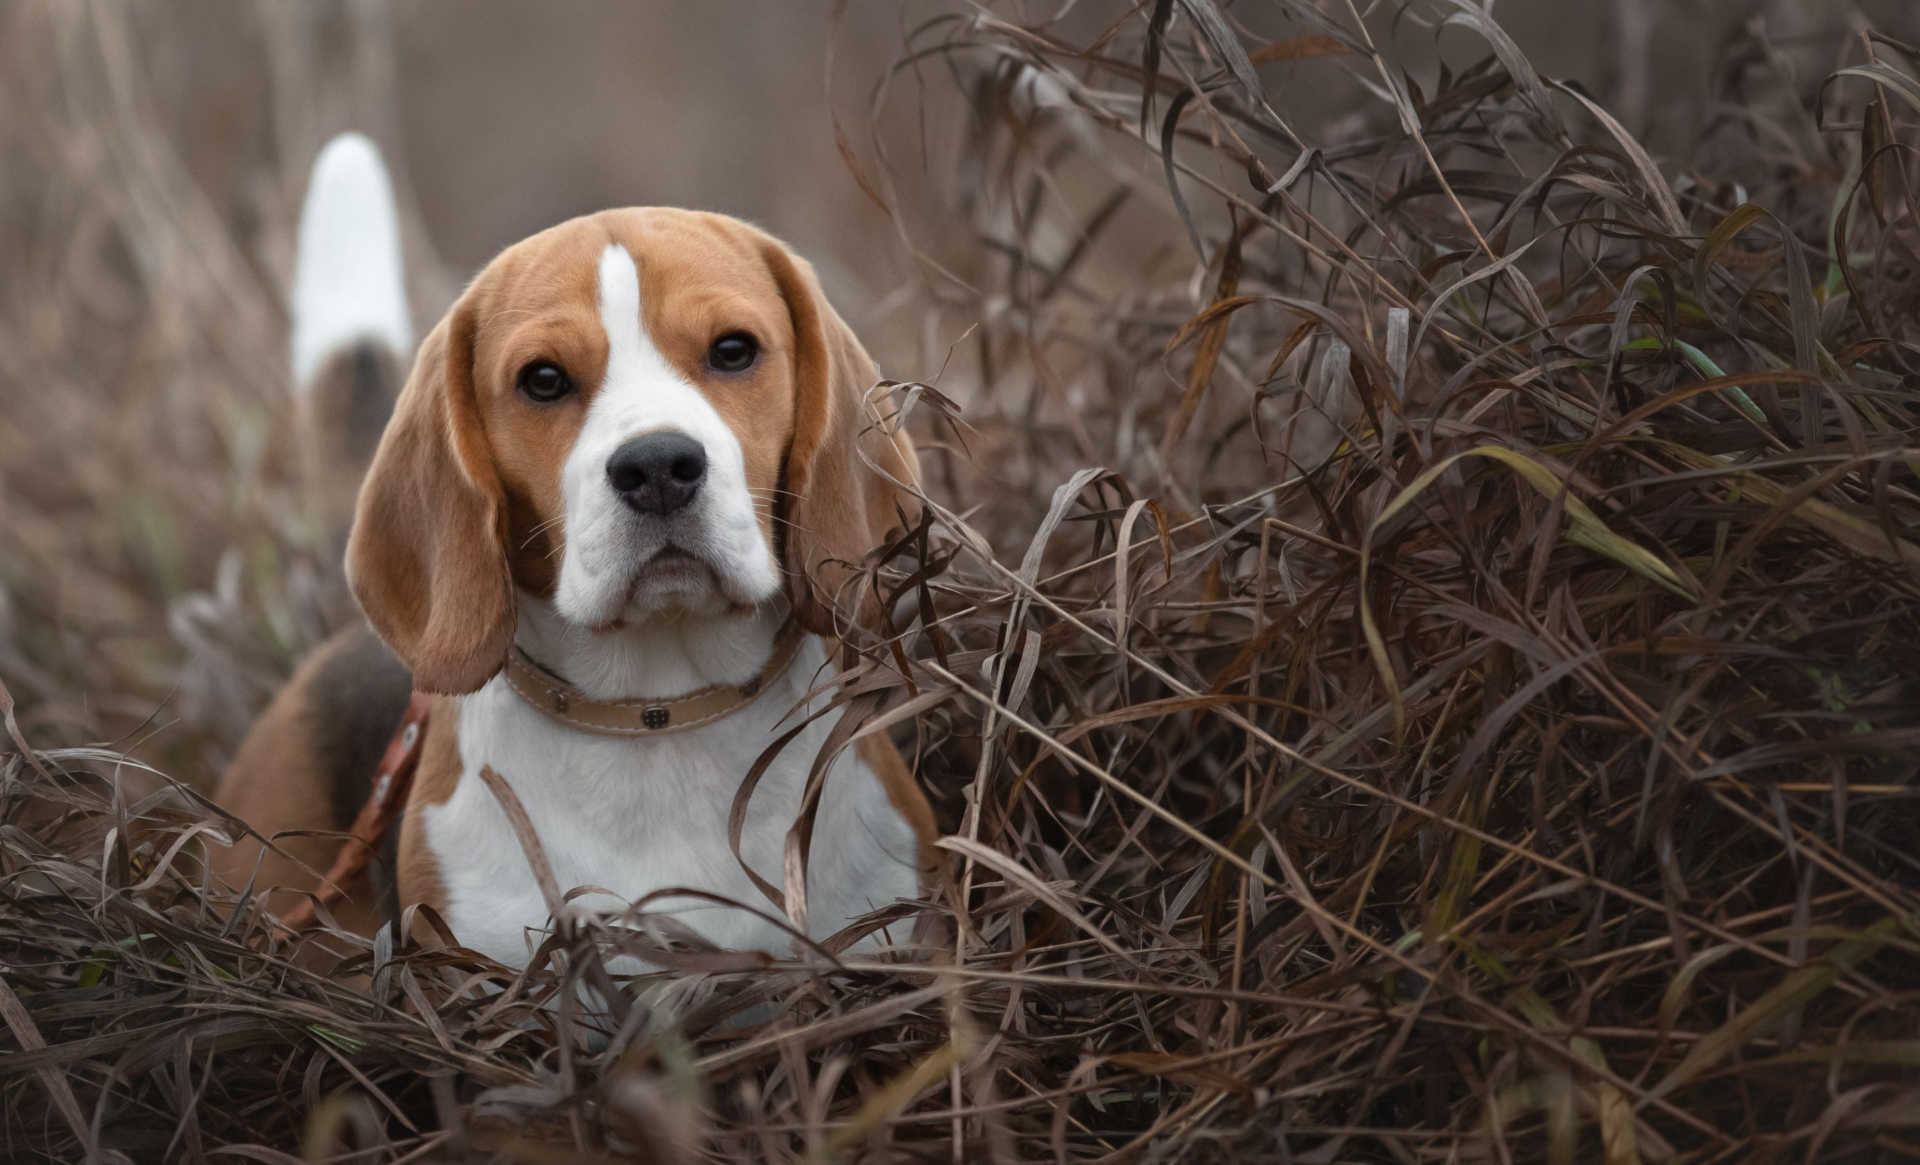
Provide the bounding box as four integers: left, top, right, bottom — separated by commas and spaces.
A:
345, 297, 516, 694
761, 237, 920, 640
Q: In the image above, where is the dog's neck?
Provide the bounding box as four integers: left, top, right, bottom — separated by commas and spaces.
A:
511, 595, 789, 702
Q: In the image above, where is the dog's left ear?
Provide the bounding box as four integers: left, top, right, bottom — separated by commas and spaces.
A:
345, 294, 516, 694
762, 240, 919, 639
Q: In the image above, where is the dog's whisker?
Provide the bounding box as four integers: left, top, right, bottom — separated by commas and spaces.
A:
519, 514, 566, 549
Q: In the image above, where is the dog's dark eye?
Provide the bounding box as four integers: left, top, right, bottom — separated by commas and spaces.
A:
517, 361, 573, 403
707, 332, 758, 373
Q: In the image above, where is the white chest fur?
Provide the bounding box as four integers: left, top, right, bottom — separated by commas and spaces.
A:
421, 636, 920, 967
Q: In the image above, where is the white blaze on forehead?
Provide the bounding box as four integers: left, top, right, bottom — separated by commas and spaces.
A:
591, 242, 724, 435
548, 243, 780, 629
597, 244, 647, 387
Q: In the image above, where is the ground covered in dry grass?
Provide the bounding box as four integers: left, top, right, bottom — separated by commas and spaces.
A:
5, 3, 1920, 1162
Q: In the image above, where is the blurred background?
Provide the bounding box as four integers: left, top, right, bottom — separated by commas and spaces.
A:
0, 0, 1909, 778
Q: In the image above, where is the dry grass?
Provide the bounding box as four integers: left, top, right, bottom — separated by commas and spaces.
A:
5, 2, 1920, 1162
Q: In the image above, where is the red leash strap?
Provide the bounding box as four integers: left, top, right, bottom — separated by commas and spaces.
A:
279, 691, 433, 933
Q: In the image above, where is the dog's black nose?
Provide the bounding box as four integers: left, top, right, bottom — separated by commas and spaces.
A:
607, 432, 707, 516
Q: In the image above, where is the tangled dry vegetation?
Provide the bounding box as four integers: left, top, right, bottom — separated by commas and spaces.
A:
5, 2, 1920, 1161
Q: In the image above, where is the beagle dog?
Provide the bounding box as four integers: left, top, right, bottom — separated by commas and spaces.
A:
213, 137, 932, 967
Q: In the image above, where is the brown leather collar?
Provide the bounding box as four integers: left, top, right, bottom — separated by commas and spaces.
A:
501, 619, 807, 737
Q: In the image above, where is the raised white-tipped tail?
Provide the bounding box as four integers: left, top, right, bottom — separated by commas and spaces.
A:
290, 132, 412, 387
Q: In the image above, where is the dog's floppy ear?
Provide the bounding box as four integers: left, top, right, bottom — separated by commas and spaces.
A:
345, 295, 515, 693
763, 240, 919, 639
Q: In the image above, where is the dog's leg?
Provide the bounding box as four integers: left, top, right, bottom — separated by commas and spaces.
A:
209, 626, 411, 931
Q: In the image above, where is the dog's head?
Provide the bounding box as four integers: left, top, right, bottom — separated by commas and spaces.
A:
345, 209, 916, 693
